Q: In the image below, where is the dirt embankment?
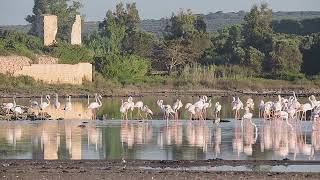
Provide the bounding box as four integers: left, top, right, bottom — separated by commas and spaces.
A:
0, 160, 319, 180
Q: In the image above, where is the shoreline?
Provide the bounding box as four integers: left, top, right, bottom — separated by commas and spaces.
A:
0, 160, 319, 179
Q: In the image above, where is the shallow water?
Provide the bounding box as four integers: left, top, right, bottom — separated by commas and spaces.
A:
0, 95, 319, 161
0, 119, 319, 161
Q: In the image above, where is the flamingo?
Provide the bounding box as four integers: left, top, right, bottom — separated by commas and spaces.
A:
54, 93, 60, 109
88, 94, 103, 120
2, 96, 15, 115
120, 99, 131, 121
173, 99, 183, 120
309, 95, 320, 109
142, 105, 153, 120
214, 102, 222, 119
29, 99, 39, 109
193, 96, 206, 120
203, 99, 212, 120
134, 100, 144, 119
246, 98, 254, 110
64, 96, 72, 111
185, 103, 196, 120
298, 103, 313, 121
39, 95, 50, 111
258, 100, 265, 118
157, 100, 174, 120
232, 97, 243, 119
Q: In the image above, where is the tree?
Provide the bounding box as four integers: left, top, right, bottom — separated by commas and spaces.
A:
26, 0, 82, 41
242, 47, 264, 73
243, 3, 273, 53
266, 37, 303, 73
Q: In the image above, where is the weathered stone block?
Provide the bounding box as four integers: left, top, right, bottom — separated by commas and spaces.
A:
38, 15, 58, 46
70, 15, 82, 45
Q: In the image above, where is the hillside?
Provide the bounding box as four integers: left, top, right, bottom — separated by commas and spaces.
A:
1, 11, 320, 36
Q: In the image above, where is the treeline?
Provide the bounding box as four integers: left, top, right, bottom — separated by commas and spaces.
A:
273, 18, 320, 35
1, 1, 320, 88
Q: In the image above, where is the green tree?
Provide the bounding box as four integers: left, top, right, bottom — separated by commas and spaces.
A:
243, 3, 273, 53
266, 37, 303, 73
242, 46, 264, 73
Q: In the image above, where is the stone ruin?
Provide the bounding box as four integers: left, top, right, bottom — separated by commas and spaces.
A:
37, 14, 82, 46
38, 14, 58, 46
70, 15, 82, 45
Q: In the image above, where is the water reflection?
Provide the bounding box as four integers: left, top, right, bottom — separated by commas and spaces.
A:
0, 119, 319, 160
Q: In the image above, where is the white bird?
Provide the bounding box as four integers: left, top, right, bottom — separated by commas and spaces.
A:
214, 102, 222, 119
142, 105, 153, 120
29, 99, 39, 109
246, 98, 254, 110
120, 99, 131, 120
298, 103, 313, 121
157, 100, 173, 120
88, 94, 103, 109
258, 100, 265, 117
134, 100, 144, 119
64, 96, 72, 111
242, 107, 253, 119
54, 93, 60, 109
2, 96, 15, 114
185, 103, 196, 120
309, 95, 320, 109
232, 97, 243, 119
88, 94, 103, 120
203, 99, 212, 120
39, 95, 50, 111
173, 99, 183, 120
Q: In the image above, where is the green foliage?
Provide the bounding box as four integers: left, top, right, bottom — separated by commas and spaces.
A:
0, 30, 42, 60
43, 42, 94, 64
101, 54, 151, 84
266, 36, 303, 73
273, 18, 320, 35
243, 3, 273, 52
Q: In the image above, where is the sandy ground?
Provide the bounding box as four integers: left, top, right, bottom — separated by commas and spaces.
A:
0, 160, 320, 180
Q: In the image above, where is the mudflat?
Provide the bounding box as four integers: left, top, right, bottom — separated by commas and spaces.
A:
0, 160, 320, 179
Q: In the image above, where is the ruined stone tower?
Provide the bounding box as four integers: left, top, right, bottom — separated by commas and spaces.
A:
38, 15, 58, 46
70, 15, 82, 45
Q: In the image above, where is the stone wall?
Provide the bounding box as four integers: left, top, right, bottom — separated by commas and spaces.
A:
14, 63, 92, 85
70, 15, 82, 45
38, 15, 58, 46
0, 56, 32, 75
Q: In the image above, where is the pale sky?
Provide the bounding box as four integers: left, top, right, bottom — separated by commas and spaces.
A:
0, 0, 319, 25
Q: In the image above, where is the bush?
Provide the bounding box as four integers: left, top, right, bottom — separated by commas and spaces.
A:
100, 54, 151, 84
43, 42, 94, 64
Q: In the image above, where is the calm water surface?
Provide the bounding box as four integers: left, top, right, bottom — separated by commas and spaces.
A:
0, 95, 319, 160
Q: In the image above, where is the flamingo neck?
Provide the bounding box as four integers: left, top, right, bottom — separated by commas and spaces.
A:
46, 96, 50, 105
87, 95, 90, 105
13, 97, 16, 107
98, 96, 102, 106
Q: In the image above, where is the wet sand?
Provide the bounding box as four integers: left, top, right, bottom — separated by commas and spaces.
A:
1, 160, 320, 179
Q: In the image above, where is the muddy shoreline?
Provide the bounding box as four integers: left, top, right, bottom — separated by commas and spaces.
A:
0, 160, 320, 179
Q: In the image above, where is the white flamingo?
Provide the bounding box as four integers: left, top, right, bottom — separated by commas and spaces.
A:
246, 98, 254, 110
64, 96, 72, 111
258, 100, 265, 118
173, 99, 183, 120
185, 103, 196, 120
203, 99, 212, 120
2, 96, 15, 115
88, 94, 103, 120
134, 100, 144, 119
214, 102, 222, 119
232, 97, 243, 119
120, 99, 131, 121
298, 103, 313, 121
142, 105, 153, 120
54, 93, 60, 109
